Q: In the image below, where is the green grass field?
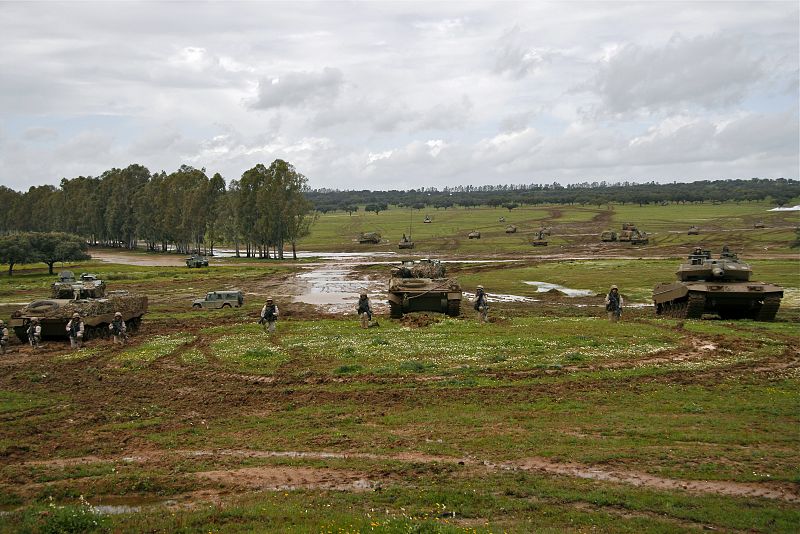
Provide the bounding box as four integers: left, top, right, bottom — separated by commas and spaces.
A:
0, 200, 798, 532
299, 201, 799, 255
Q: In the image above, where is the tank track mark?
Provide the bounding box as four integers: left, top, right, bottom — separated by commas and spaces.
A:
755, 296, 781, 322
685, 293, 706, 319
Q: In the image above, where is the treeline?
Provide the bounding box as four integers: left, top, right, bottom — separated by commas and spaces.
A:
309, 178, 799, 213
0, 160, 314, 259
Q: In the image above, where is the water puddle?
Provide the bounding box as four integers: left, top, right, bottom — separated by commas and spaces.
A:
523, 281, 595, 297
463, 292, 539, 304
293, 266, 385, 312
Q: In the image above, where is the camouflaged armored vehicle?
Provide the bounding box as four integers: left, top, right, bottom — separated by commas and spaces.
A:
186, 254, 209, 268
467, 231, 481, 239
423, 215, 432, 223
630, 230, 649, 245
358, 232, 382, 244
653, 247, 783, 320
10, 274, 147, 342
539, 227, 552, 237
687, 226, 700, 235
51, 271, 107, 299
753, 221, 765, 229
505, 225, 517, 234
387, 259, 462, 318
601, 230, 618, 242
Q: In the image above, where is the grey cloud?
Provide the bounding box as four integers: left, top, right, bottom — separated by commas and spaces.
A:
591, 33, 765, 114
23, 127, 58, 141
417, 95, 473, 130
493, 26, 555, 79
250, 68, 344, 109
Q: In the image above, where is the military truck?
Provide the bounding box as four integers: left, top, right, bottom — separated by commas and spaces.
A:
358, 232, 382, 244
653, 248, 783, 320
186, 254, 209, 268
505, 225, 517, 234
387, 259, 462, 318
468, 231, 481, 239
600, 230, 618, 242
687, 226, 700, 235
10, 274, 147, 342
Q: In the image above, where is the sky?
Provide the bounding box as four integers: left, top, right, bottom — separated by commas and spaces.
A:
0, 1, 797, 191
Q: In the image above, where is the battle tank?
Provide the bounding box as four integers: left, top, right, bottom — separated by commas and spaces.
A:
468, 231, 481, 239
387, 259, 462, 318
687, 226, 700, 235
630, 230, 649, 245
358, 232, 382, 244
531, 229, 548, 247
398, 234, 414, 249
653, 248, 783, 320
505, 225, 517, 234
601, 230, 618, 242
10, 274, 147, 342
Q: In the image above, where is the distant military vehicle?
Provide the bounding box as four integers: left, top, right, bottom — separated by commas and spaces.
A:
358, 232, 382, 244
539, 227, 552, 237
505, 225, 517, 234
186, 254, 209, 268
653, 248, 783, 320
192, 290, 244, 309
630, 230, 649, 245
601, 230, 618, 242
621, 222, 637, 231
687, 226, 700, 235
10, 274, 147, 342
423, 215, 432, 223
753, 221, 765, 229
387, 259, 461, 318
468, 231, 481, 239
398, 234, 414, 249
531, 230, 548, 246
498, 216, 506, 223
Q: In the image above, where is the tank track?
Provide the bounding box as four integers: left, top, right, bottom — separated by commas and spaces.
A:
755, 296, 781, 322
685, 293, 706, 319
446, 300, 461, 317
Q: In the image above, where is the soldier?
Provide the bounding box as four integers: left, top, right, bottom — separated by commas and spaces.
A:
109, 312, 127, 344
474, 285, 489, 323
357, 292, 373, 329
66, 313, 85, 349
260, 297, 279, 333
605, 285, 623, 322
0, 320, 8, 355
27, 318, 42, 349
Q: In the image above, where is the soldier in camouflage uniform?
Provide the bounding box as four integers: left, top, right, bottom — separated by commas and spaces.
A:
0, 320, 8, 355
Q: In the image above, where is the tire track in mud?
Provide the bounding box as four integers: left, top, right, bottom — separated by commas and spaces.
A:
21, 447, 799, 503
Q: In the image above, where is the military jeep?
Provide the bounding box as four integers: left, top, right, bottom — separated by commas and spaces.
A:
192, 290, 244, 309
186, 254, 209, 268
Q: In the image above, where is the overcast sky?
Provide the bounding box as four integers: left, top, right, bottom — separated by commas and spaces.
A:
0, 1, 797, 191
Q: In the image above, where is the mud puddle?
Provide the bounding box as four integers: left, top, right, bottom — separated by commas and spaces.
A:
195, 465, 373, 492
293, 266, 385, 312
